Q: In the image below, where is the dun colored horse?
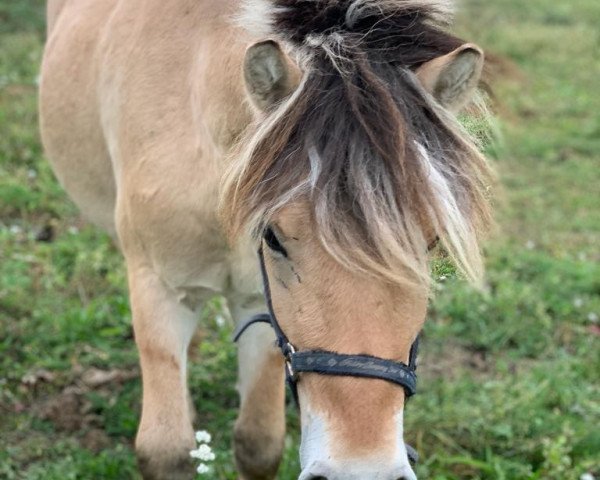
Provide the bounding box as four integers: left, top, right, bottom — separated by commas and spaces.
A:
40, 0, 493, 478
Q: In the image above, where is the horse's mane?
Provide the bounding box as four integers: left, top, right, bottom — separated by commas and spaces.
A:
221, 0, 494, 287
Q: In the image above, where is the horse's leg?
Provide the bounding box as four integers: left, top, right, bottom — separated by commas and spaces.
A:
127, 264, 199, 480
228, 299, 286, 480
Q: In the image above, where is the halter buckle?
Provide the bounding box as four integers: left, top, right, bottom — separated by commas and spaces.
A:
284, 343, 297, 381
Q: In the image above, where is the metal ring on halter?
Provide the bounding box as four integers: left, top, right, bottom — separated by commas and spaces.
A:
284, 342, 297, 381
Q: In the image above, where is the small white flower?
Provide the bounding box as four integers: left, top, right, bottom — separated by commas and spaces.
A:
525, 240, 536, 250
215, 314, 227, 328
573, 297, 584, 309
9, 225, 22, 235
190, 444, 215, 462
191, 429, 215, 476
580, 474, 595, 480
27, 169, 37, 179
588, 312, 599, 323
195, 430, 212, 444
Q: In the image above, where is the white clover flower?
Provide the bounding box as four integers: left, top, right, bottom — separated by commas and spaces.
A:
190, 444, 215, 462
190, 449, 200, 459
215, 314, 227, 328
190, 429, 215, 476
195, 430, 212, 444
580, 474, 595, 480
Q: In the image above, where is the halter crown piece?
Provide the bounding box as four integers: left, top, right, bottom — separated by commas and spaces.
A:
232, 240, 422, 463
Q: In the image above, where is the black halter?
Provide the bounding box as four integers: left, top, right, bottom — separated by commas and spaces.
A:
233, 242, 422, 463
233, 244, 421, 400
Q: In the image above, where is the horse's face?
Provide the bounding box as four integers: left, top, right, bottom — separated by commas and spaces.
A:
263, 204, 426, 479
239, 38, 484, 479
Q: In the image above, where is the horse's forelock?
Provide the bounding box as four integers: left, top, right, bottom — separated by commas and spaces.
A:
223, 0, 494, 287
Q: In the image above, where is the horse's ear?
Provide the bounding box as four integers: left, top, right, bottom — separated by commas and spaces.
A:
416, 44, 484, 112
243, 40, 300, 111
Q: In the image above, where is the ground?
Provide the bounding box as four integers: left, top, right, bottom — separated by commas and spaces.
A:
0, 0, 599, 479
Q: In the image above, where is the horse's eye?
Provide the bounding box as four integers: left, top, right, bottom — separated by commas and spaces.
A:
263, 227, 287, 257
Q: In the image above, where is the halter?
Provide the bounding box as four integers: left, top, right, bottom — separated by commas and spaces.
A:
232, 239, 425, 464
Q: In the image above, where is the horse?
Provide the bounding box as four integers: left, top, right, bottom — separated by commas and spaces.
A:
39, 0, 493, 478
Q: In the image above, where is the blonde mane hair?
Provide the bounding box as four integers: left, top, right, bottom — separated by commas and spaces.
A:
221, 0, 494, 287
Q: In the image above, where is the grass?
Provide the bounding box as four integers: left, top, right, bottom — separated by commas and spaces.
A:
0, 0, 598, 478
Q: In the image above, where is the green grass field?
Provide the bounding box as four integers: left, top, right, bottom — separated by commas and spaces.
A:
1, 1, 599, 479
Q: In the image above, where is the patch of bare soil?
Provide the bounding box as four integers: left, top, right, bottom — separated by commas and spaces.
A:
14, 366, 139, 451
37, 386, 94, 432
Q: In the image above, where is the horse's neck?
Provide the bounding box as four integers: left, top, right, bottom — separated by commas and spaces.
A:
92, 0, 258, 292
99, 0, 254, 166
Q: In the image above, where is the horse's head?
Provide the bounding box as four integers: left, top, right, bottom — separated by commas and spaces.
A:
223, 1, 493, 478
